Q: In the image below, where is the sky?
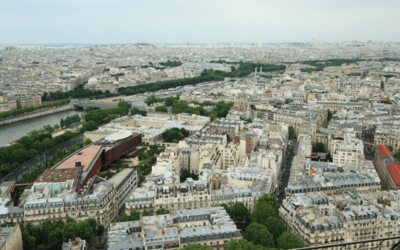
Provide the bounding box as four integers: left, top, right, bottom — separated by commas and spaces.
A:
1, 0, 399, 45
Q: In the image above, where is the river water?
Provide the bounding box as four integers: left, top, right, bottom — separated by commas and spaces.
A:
0, 110, 84, 147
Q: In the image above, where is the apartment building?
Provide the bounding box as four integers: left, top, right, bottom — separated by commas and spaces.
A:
0, 167, 134, 229
126, 178, 211, 215
375, 124, 400, 153
274, 108, 328, 140
108, 168, 138, 214
331, 129, 364, 165
0, 226, 23, 250
285, 160, 380, 197
280, 191, 400, 249
0, 92, 41, 111
374, 145, 400, 190
146, 112, 211, 127
109, 207, 241, 250
126, 144, 278, 216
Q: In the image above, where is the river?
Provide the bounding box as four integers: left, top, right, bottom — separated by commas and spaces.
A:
0, 110, 84, 147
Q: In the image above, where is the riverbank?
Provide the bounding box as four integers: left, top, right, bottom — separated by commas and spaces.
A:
0, 109, 84, 147
0, 104, 78, 127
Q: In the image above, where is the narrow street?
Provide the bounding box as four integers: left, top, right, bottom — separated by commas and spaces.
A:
276, 139, 297, 204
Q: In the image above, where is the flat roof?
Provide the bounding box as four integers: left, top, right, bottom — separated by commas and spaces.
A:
108, 168, 134, 188
56, 145, 102, 172
38, 168, 79, 184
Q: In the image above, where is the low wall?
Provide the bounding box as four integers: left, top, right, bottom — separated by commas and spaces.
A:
0, 104, 77, 126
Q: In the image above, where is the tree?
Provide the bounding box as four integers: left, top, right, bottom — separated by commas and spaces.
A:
54, 124, 60, 130
277, 233, 306, 249
156, 208, 167, 215
251, 195, 280, 227
264, 216, 285, 241
155, 105, 168, 112
227, 238, 273, 250
62, 222, 79, 243
22, 230, 36, 250
18, 136, 32, 149
229, 202, 251, 222
56, 149, 63, 159
243, 223, 275, 248
41, 138, 53, 151
97, 225, 105, 236
162, 128, 184, 142
87, 218, 97, 236
41, 220, 55, 243
183, 244, 212, 249
128, 210, 141, 221
117, 101, 132, 112
387, 145, 394, 152
78, 220, 94, 242
327, 109, 332, 122
246, 118, 252, 123
131, 107, 147, 116
143, 210, 150, 216
289, 126, 296, 138
85, 138, 92, 145
30, 226, 45, 246
60, 118, 65, 129
48, 228, 63, 250
313, 142, 325, 153
54, 219, 65, 230
25, 223, 33, 232
10, 148, 28, 165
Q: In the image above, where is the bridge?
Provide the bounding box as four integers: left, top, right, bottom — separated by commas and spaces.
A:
73, 100, 118, 109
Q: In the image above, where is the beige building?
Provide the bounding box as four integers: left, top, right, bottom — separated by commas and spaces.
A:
109, 207, 242, 250
0, 167, 129, 229
280, 191, 400, 249
0, 93, 41, 112
0, 226, 23, 250
331, 129, 364, 165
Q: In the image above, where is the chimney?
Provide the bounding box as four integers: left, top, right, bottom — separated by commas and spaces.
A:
75, 161, 81, 167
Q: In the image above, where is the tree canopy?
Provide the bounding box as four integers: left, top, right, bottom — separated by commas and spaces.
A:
155, 105, 168, 112
243, 223, 275, 248
162, 127, 186, 142
276, 233, 307, 249
313, 142, 325, 153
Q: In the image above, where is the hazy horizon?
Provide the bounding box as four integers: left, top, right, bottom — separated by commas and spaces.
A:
1, 0, 399, 44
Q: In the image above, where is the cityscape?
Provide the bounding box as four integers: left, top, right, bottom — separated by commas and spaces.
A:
1, 1, 400, 250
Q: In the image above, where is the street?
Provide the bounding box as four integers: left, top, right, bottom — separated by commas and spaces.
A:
276, 139, 297, 204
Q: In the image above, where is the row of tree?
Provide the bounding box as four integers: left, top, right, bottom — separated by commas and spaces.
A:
159, 60, 183, 68
60, 114, 81, 128
298, 59, 366, 73
0, 99, 70, 119
20, 139, 92, 181
21, 217, 104, 250
145, 95, 180, 106
84, 101, 131, 125
42, 85, 118, 101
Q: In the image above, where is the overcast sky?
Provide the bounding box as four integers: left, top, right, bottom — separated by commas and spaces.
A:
1, 0, 399, 44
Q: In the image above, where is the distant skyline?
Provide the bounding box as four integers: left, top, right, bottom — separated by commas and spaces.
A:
1, 0, 399, 44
